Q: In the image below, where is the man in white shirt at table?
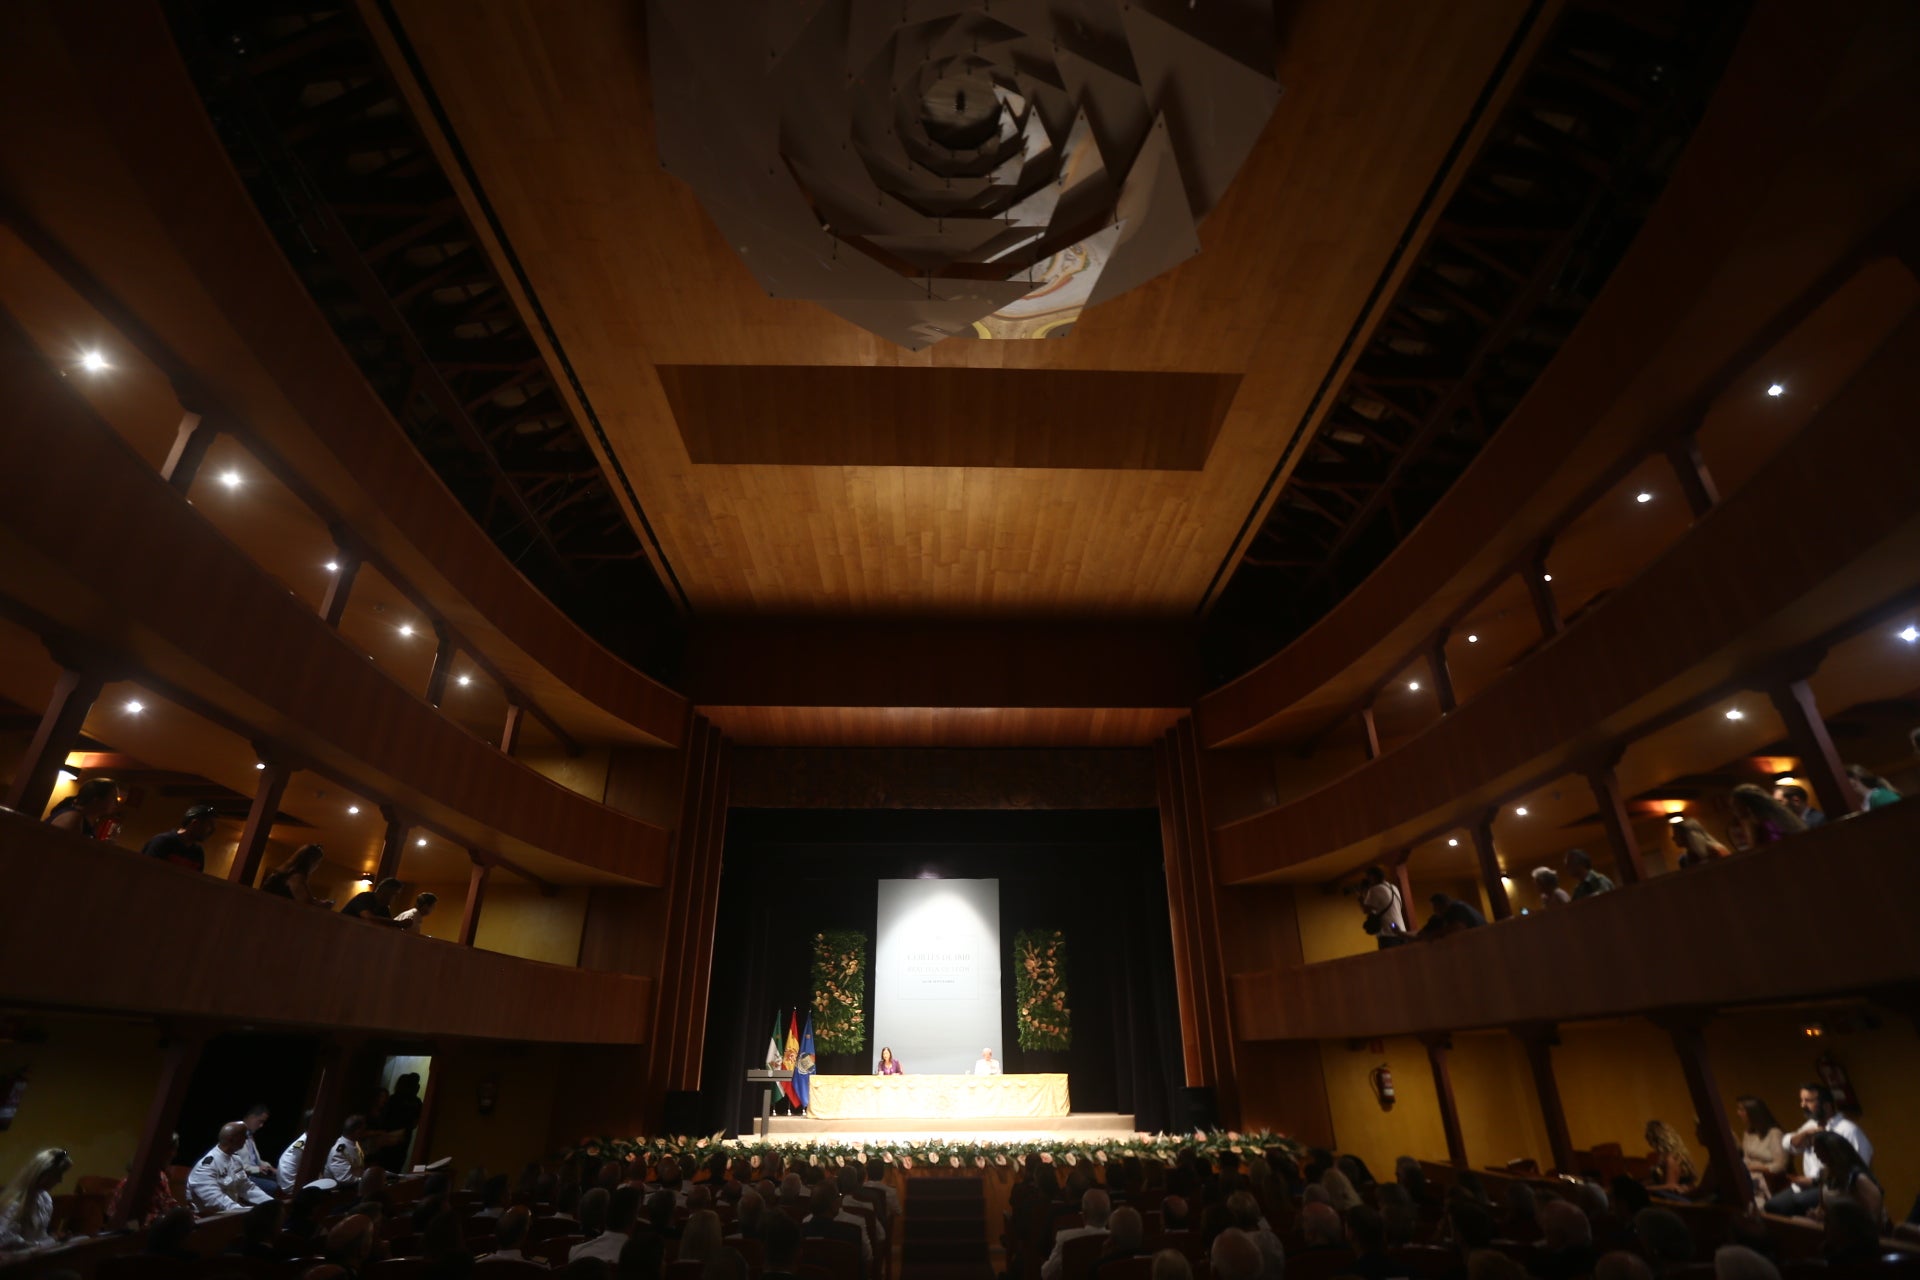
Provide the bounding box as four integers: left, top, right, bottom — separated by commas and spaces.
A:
974, 1047, 1003, 1076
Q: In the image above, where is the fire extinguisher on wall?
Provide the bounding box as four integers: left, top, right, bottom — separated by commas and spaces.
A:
1370, 1063, 1396, 1111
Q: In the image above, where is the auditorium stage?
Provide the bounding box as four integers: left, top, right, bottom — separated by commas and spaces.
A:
763, 1112, 1137, 1142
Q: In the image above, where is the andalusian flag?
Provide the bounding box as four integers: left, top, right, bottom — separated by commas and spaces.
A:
779, 1010, 802, 1107
795, 1012, 816, 1111
766, 1012, 785, 1074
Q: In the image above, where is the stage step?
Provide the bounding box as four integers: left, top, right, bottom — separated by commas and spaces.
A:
901, 1176, 991, 1280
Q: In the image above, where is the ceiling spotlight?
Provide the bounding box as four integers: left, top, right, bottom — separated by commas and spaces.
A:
254, 762, 266, 770
1725, 708, 1745, 721
57, 767, 79, 782
80, 350, 110, 373
1447, 838, 1459, 847
457, 674, 473, 687
1899, 625, 1918, 643
1667, 814, 1686, 824
398, 624, 414, 637
1542, 573, 1553, 582
358, 875, 374, 885
1515, 806, 1529, 817
1466, 634, 1479, 644
1766, 383, 1785, 397
218, 470, 242, 489
415, 836, 428, 847
325, 561, 340, 573
1635, 492, 1653, 504
1408, 680, 1422, 691
347, 805, 361, 815
124, 699, 145, 714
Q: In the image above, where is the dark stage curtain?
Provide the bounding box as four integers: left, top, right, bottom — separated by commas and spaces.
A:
698, 809, 1184, 1137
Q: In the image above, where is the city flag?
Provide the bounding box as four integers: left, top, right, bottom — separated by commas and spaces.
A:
779, 1010, 802, 1107
795, 1011, 816, 1111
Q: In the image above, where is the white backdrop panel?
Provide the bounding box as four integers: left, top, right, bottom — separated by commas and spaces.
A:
873, 878, 1002, 1074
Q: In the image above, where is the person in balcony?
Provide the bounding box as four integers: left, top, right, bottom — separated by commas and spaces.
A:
106, 1133, 181, 1227
142, 803, 219, 873
262, 844, 335, 907
1729, 786, 1804, 845
1643, 1122, 1697, 1200
0, 1148, 71, 1250
1772, 785, 1825, 828
1563, 848, 1614, 899
1670, 820, 1731, 868
341, 877, 405, 924
1845, 765, 1901, 810
1769, 1082, 1872, 1217
187, 1122, 275, 1214
1811, 1134, 1886, 1228
1358, 865, 1408, 941
1736, 1097, 1788, 1204
44, 776, 119, 838
1531, 867, 1571, 909
393, 892, 438, 932
1419, 893, 1485, 939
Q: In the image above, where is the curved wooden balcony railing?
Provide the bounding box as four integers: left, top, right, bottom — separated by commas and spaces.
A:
0, 0, 684, 749
1213, 310, 1920, 885
0, 812, 651, 1043
1196, 3, 1915, 749
1230, 797, 1920, 1043
0, 319, 670, 887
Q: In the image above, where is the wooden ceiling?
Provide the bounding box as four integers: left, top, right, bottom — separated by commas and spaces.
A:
377, 0, 1541, 617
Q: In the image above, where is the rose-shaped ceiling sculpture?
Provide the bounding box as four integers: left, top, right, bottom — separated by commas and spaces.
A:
649, 0, 1281, 349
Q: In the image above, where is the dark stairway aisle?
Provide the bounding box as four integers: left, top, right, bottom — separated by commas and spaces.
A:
899, 1176, 994, 1280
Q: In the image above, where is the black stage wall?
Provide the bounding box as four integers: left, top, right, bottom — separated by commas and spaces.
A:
699, 809, 1185, 1137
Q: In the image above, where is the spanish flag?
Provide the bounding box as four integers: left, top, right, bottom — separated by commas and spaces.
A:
779, 1010, 802, 1108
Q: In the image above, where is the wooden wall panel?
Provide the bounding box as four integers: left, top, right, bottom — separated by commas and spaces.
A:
1229, 798, 1920, 1043
0, 322, 671, 887
1197, 0, 1920, 747
0, 813, 651, 1043
1214, 312, 1920, 884
727, 747, 1156, 810
0, 0, 685, 749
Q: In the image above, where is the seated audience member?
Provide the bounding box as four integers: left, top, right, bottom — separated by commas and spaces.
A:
142, 804, 219, 872
278, 1115, 317, 1192
261, 843, 335, 907
1771, 785, 1824, 829
1453, 1172, 1491, 1206
1160, 1194, 1190, 1232
1469, 1251, 1528, 1280
1152, 1249, 1194, 1280
1396, 1156, 1437, 1210
1532, 867, 1571, 909
394, 892, 438, 932
1813, 1133, 1887, 1227
0, 1148, 71, 1250
326, 1115, 370, 1187
1736, 1097, 1788, 1198
802, 1185, 869, 1262
1420, 893, 1487, 939
1770, 1083, 1873, 1217
1847, 765, 1902, 810
1041, 1188, 1111, 1280
1632, 1208, 1694, 1274
1643, 1121, 1697, 1198
326, 1214, 378, 1279
1728, 785, 1804, 845
1820, 1197, 1883, 1264
577, 1186, 609, 1240
342, 878, 406, 924
1337, 1154, 1377, 1196
1445, 1201, 1497, 1259
1714, 1245, 1781, 1280
862, 1158, 900, 1218
1298, 1202, 1346, 1252
107, 1132, 181, 1226
1344, 1205, 1396, 1280
284, 1186, 329, 1245
1377, 1184, 1419, 1246
733, 1188, 766, 1241
758, 1212, 802, 1280
228, 1200, 285, 1258
146, 1208, 200, 1260
1501, 1182, 1541, 1240
575, 1186, 643, 1263
776, 1173, 805, 1210
1228, 1190, 1286, 1272
1670, 820, 1731, 868
1321, 1167, 1363, 1212
1563, 848, 1615, 899
45, 777, 118, 837
619, 1232, 666, 1280
1595, 1252, 1656, 1280
700, 1249, 748, 1280
834, 1166, 884, 1244
679, 1211, 725, 1267
238, 1101, 277, 1191
189, 1121, 276, 1213
471, 1173, 510, 1219
1089, 1206, 1150, 1280
1208, 1229, 1265, 1280
486, 1206, 538, 1262
1534, 1201, 1597, 1280
643, 1190, 679, 1244
421, 1208, 473, 1279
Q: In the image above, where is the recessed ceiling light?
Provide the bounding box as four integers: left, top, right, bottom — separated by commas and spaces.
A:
325, 561, 340, 573
1447, 838, 1459, 847
347, 805, 360, 815
1635, 492, 1653, 504
416, 836, 428, 847
398, 624, 414, 637
1725, 708, 1745, 721
1466, 634, 1478, 643
57, 767, 79, 782
1899, 625, 1919, 643
1408, 680, 1421, 691
1667, 814, 1686, 824
218, 470, 242, 489
1766, 383, 1785, 397
1542, 573, 1553, 582
457, 674, 472, 687
254, 762, 266, 770
80, 350, 110, 373
124, 700, 144, 714
1515, 806, 1529, 817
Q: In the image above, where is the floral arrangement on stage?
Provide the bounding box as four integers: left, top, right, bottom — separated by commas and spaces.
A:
809, 930, 869, 1054
1015, 929, 1071, 1051
560, 1129, 1300, 1172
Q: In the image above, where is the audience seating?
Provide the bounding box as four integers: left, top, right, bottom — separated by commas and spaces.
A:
1061, 1231, 1107, 1280
665, 1261, 705, 1280
473, 1263, 548, 1280
535, 1234, 584, 1264
798, 1235, 862, 1280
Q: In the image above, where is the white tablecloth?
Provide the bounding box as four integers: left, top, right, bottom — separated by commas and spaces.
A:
807, 1073, 1071, 1119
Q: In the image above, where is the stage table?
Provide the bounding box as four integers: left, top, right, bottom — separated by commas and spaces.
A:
807, 1073, 1070, 1120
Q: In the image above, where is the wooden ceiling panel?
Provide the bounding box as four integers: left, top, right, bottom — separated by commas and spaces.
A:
381, 0, 1539, 614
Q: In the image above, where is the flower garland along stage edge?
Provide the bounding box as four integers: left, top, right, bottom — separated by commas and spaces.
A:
562, 1130, 1301, 1172
809, 930, 869, 1054
1015, 928, 1071, 1052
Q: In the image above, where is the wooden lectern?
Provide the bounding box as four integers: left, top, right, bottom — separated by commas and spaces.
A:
745, 1069, 793, 1138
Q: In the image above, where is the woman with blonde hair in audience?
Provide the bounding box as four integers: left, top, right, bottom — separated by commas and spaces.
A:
1320, 1165, 1363, 1212
1643, 1122, 1697, 1198
1728, 786, 1804, 845
678, 1210, 725, 1266
1671, 819, 1731, 868
0, 1148, 71, 1250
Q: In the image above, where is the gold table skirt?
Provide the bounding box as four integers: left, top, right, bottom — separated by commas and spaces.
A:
806, 1073, 1071, 1120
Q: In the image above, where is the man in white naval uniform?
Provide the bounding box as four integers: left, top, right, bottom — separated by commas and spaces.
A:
277, 1130, 310, 1192
324, 1116, 369, 1187
187, 1123, 275, 1214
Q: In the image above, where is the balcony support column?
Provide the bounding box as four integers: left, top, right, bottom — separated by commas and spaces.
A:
1470, 810, 1512, 920
107, 1026, 206, 1229
1655, 1010, 1752, 1207
1516, 1024, 1575, 1175
1422, 1034, 1468, 1167
229, 753, 293, 887
1766, 676, 1857, 822
5, 663, 107, 822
